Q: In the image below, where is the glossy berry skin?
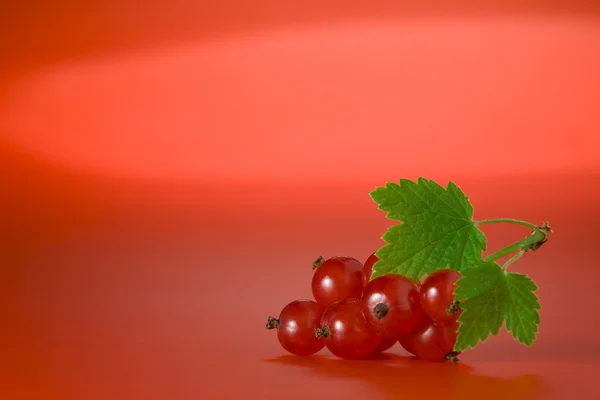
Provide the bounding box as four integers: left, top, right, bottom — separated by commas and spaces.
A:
399, 332, 417, 357
398, 316, 460, 362
317, 298, 381, 359
362, 252, 379, 287
371, 336, 397, 355
267, 300, 325, 356
312, 256, 364, 307
420, 269, 462, 325
361, 274, 422, 338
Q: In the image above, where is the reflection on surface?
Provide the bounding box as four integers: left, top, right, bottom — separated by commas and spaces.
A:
266, 354, 541, 400
2, 134, 598, 399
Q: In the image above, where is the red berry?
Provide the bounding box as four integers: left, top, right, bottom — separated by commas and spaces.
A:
371, 336, 397, 355
266, 300, 325, 356
315, 298, 381, 359
362, 252, 378, 287
398, 332, 417, 357
311, 256, 364, 307
419, 269, 462, 325
398, 316, 460, 363
361, 274, 422, 338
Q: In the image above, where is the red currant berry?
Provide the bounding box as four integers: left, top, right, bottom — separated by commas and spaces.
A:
398, 316, 460, 363
315, 298, 381, 359
398, 334, 417, 357
419, 269, 462, 325
397, 313, 427, 356
361, 274, 422, 338
371, 336, 397, 355
311, 256, 364, 307
266, 300, 325, 356
362, 252, 378, 287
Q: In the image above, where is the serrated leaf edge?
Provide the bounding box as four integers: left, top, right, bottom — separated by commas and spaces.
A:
453, 266, 541, 352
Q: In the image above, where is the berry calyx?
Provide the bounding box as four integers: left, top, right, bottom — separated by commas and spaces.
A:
317, 298, 381, 359
311, 256, 364, 307
361, 274, 422, 338
265, 316, 280, 330
314, 326, 330, 339
373, 303, 389, 320
444, 352, 460, 364
267, 300, 325, 356
446, 301, 461, 316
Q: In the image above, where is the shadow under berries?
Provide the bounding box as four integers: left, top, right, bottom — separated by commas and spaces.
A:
264, 353, 541, 400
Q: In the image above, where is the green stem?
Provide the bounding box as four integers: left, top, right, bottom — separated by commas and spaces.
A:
502, 250, 525, 271
475, 218, 537, 229
483, 229, 547, 263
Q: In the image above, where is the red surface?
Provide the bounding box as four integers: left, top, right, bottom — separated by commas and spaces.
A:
2, 1, 600, 399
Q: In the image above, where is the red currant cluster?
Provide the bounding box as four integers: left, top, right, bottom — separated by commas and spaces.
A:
266, 254, 463, 362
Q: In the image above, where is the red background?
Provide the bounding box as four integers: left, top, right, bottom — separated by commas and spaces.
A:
1, 1, 600, 399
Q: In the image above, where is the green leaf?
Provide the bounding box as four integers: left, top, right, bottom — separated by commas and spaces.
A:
454, 261, 508, 351
504, 273, 540, 346
370, 178, 486, 281
454, 262, 541, 351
